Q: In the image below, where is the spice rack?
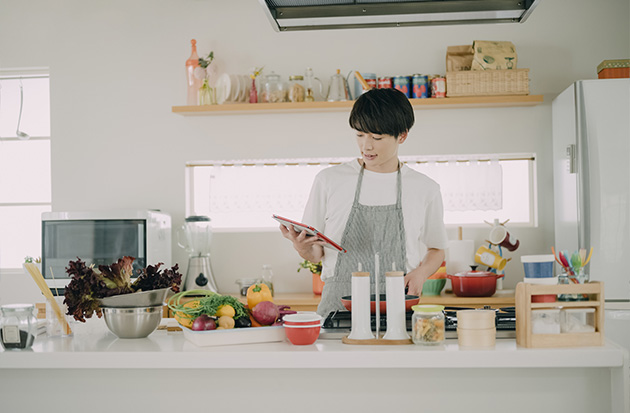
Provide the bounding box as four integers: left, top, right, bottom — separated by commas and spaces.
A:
515, 281, 605, 348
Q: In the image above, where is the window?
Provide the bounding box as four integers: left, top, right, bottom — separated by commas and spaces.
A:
186, 153, 535, 231
0, 70, 51, 269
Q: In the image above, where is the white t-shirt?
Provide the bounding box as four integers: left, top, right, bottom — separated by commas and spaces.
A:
302, 159, 448, 280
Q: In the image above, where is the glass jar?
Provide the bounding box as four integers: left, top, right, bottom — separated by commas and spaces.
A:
411, 304, 445, 345
558, 268, 589, 301
288, 75, 306, 102
198, 78, 216, 105
1, 304, 37, 351
261, 265, 275, 297
261, 72, 286, 103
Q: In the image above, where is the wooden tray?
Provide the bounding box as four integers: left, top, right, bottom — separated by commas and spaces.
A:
342, 335, 412, 345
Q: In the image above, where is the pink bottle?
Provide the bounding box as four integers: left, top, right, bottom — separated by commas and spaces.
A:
186, 39, 203, 106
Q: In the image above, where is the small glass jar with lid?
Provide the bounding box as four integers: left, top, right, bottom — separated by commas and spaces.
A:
261, 72, 287, 103
288, 75, 306, 102
1, 304, 37, 351
411, 304, 445, 345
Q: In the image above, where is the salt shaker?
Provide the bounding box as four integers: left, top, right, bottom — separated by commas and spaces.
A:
383, 271, 410, 340
347, 272, 374, 340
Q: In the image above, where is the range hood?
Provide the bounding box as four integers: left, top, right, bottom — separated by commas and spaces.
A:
259, 0, 540, 31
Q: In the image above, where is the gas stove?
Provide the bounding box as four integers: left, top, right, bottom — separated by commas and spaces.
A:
319, 306, 516, 340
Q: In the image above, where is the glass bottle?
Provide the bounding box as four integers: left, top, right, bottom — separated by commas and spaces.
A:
304, 67, 318, 102
261, 265, 275, 297
411, 304, 445, 345
1, 304, 37, 350
186, 39, 203, 106
288, 75, 306, 102
249, 76, 258, 103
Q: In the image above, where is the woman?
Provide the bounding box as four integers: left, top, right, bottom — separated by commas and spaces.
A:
280, 88, 448, 317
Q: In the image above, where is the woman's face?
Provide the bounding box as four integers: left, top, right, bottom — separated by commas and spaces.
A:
355, 130, 407, 173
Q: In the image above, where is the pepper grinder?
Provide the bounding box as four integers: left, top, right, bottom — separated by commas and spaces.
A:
347, 271, 374, 340
383, 269, 410, 340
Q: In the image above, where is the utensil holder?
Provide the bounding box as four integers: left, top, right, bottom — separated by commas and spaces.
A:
347, 272, 374, 340
383, 271, 410, 340
515, 281, 604, 348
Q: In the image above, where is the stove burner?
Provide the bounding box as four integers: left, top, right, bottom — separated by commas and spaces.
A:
322, 306, 516, 332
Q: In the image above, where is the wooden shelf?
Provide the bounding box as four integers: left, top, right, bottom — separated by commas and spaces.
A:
530, 300, 601, 309
172, 95, 544, 116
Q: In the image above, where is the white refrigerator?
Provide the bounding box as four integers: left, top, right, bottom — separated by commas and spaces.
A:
552, 79, 630, 302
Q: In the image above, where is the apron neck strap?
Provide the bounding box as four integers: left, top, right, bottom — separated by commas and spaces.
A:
353, 162, 403, 207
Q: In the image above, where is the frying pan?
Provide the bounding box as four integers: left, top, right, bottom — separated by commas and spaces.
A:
341, 294, 420, 314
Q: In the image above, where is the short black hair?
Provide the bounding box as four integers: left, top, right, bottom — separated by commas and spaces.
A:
349, 88, 415, 138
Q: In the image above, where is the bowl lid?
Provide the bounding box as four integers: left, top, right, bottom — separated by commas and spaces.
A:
283, 312, 322, 323
520, 254, 555, 263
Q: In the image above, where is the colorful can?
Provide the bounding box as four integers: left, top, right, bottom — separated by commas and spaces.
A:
393, 75, 411, 97
412, 74, 429, 99
431, 77, 446, 98
365, 77, 377, 90
377, 76, 393, 89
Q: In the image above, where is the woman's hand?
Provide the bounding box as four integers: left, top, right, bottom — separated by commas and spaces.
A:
279, 224, 325, 263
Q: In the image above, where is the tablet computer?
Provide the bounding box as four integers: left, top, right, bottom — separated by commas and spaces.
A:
273, 214, 347, 253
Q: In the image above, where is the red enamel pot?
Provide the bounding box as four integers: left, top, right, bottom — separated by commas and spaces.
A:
447, 271, 504, 297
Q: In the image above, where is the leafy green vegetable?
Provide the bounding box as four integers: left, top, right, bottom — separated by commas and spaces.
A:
168, 291, 248, 320
64, 257, 182, 323
132, 263, 182, 293
298, 259, 322, 274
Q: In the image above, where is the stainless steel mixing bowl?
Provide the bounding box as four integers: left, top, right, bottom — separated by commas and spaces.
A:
101, 305, 163, 338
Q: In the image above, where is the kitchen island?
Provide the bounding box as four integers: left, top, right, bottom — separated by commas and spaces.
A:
1, 318, 627, 413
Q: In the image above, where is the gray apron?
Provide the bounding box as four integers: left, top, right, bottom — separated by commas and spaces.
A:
317, 164, 407, 317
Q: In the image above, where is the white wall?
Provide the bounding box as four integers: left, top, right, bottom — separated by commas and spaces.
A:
1, 0, 628, 298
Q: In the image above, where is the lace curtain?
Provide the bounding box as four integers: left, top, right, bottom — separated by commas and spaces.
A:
188, 156, 506, 229
406, 158, 503, 211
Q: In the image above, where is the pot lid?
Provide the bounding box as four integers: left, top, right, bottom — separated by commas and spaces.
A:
452, 271, 496, 277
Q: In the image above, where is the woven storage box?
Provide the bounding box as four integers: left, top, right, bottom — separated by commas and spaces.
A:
597, 59, 629, 79
446, 69, 529, 97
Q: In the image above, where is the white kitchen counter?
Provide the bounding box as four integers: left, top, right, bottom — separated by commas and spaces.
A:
1, 318, 628, 413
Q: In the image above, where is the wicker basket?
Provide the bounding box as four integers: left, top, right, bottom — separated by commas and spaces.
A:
446, 69, 529, 97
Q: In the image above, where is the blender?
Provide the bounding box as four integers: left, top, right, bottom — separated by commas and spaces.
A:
178, 216, 219, 292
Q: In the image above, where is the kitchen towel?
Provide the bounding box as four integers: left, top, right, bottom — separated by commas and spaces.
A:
446, 239, 475, 275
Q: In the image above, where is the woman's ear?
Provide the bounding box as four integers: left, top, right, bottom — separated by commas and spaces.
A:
398, 131, 408, 144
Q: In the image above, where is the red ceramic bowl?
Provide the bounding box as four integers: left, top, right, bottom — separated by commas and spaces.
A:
284, 324, 321, 345
340, 294, 419, 314
447, 271, 504, 297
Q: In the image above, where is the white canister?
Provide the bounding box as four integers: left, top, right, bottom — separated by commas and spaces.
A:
347, 272, 374, 340
383, 271, 410, 340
